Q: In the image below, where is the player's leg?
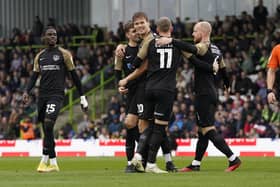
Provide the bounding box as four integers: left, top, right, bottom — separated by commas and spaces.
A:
180, 130, 208, 172
203, 95, 240, 172
131, 91, 154, 172
200, 95, 241, 171
124, 113, 139, 173
180, 98, 210, 172
44, 96, 64, 172
203, 126, 241, 172
145, 91, 174, 174
123, 92, 140, 172
132, 119, 151, 172
37, 98, 49, 172
160, 126, 177, 172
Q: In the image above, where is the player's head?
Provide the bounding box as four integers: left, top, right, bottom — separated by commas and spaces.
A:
132, 12, 150, 37
124, 20, 139, 43
156, 17, 173, 35
43, 26, 57, 47
192, 21, 212, 43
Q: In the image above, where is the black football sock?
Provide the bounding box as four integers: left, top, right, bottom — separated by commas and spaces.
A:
205, 129, 233, 158
125, 126, 138, 161
136, 125, 152, 156
43, 119, 56, 159
147, 124, 166, 163
194, 131, 209, 162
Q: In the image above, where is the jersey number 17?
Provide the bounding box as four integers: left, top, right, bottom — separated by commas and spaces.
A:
157, 48, 173, 69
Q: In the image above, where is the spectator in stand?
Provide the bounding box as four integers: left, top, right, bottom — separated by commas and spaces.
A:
174, 17, 186, 38
243, 112, 256, 138
235, 71, 254, 94
253, 0, 268, 28
98, 127, 109, 140
78, 120, 98, 140
19, 116, 35, 140
77, 40, 90, 60
108, 114, 122, 137
32, 16, 44, 44
117, 22, 125, 41
77, 114, 90, 135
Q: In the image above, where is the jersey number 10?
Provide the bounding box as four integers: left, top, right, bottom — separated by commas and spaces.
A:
157, 48, 173, 69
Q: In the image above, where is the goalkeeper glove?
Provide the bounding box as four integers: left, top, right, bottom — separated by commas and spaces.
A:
80, 96, 88, 112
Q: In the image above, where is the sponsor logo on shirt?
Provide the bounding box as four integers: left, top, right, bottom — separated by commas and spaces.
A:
40, 65, 60, 71
53, 55, 60, 61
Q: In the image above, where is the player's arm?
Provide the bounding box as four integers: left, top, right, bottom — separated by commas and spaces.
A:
266, 46, 279, 104
172, 39, 198, 54
156, 37, 198, 54
267, 68, 276, 90
62, 48, 88, 111
23, 53, 40, 104
182, 52, 218, 73
119, 59, 148, 87
118, 34, 153, 87
132, 33, 153, 68
114, 46, 125, 86
115, 44, 127, 59
218, 58, 230, 91
156, 37, 209, 56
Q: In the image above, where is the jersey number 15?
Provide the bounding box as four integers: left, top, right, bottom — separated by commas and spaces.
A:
157, 48, 173, 69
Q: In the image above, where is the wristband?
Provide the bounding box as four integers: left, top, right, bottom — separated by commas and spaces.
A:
267, 89, 273, 94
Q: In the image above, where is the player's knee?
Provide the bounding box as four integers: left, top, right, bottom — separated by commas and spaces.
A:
124, 115, 138, 129
154, 124, 166, 135
138, 120, 149, 133
44, 118, 55, 132
201, 126, 215, 135
155, 119, 169, 126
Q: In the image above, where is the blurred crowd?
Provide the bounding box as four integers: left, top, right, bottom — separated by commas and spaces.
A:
1, 3, 280, 144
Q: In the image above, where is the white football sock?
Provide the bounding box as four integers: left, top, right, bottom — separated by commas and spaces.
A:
40, 155, 49, 164
164, 153, 172, 162
192, 160, 201, 166
50, 158, 58, 165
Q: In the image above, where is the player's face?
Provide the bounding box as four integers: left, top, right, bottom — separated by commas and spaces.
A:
133, 17, 150, 37
45, 29, 57, 46
126, 28, 139, 43
192, 24, 202, 43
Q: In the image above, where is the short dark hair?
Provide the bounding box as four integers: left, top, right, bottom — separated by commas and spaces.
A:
132, 12, 148, 22
124, 20, 134, 33
43, 26, 56, 35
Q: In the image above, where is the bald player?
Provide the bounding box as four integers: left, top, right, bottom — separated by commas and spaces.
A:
156, 21, 241, 172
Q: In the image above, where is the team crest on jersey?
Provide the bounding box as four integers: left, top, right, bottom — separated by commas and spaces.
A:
53, 55, 60, 61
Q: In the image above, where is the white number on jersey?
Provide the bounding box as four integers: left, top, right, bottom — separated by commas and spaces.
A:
46, 104, 56, 114
157, 48, 173, 69
137, 104, 144, 113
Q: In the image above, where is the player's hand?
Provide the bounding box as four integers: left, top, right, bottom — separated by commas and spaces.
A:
156, 37, 172, 46
80, 95, 89, 112
22, 92, 29, 105
118, 86, 128, 95
213, 56, 219, 75
115, 44, 126, 58
267, 92, 277, 104
119, 78, 128, 87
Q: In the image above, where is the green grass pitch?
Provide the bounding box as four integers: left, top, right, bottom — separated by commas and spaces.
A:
0, 157, 279, 187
